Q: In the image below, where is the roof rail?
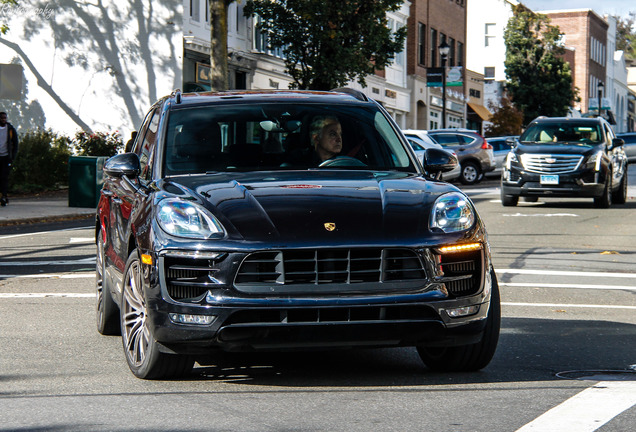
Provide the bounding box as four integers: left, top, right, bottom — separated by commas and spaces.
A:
330, 87, 369, 102
172, 88, 182, 104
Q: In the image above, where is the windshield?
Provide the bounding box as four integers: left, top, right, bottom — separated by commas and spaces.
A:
163, 102, 415, 175
520, 122, 602, 145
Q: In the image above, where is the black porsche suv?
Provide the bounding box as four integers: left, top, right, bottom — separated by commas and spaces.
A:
96, 88, 500, 379
501, 116, 628, 207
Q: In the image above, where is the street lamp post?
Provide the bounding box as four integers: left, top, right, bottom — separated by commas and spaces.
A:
597, 81, 604, 118
439, 41, 450, 129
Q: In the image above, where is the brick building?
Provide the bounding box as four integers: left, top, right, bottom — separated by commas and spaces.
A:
543, 9, 608, 115
406, 0, 467, 130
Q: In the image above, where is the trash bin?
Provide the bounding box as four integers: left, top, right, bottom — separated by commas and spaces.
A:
68, 156, 108, 208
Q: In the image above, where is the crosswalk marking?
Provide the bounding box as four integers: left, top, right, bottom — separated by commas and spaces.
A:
515, 382, 636, 432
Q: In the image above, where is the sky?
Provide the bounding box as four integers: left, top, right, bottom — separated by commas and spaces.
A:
520, 0, 635, 21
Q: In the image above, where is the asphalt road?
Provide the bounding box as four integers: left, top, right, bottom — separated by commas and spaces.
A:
1, 175, 635, 431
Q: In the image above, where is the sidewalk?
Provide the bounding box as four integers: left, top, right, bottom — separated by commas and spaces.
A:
0, 190, 96, 227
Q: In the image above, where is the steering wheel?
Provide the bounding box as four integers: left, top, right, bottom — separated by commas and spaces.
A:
318, 156, 367, 168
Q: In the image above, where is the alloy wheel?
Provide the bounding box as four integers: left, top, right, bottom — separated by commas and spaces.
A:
122, 258, 150, 367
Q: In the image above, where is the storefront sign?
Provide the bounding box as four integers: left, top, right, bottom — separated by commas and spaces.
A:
196, 62, 211, 83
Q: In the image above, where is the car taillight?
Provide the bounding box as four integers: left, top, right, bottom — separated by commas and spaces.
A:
480, 136, 492, 150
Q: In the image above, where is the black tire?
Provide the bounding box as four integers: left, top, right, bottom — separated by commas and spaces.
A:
612, 165, 627, 205
500, 187, 518, 207
120, 250, 194, 379
417, 269, 501, 372
96, 231, 120, 335
522, 196, 539, 203
460, 162, 481, 185
594, 174, 612, 208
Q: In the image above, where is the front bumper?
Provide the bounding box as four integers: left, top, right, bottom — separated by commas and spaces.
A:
141, 246, 493, 354
501, 167, 605, 197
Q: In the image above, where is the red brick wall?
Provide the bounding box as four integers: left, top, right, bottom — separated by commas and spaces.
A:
407, 0, 467, 78
545, 10, 608, 112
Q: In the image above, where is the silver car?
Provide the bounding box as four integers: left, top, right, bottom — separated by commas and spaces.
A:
405, 135, 461, 181
616, 133, 636, 163
426, 129, 496, 185
484, 136, 518, 177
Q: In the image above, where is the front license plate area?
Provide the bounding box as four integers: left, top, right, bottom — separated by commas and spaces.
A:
540, 175, 559, 185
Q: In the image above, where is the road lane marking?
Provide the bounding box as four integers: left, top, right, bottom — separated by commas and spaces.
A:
0, 272, 94, 279
502, 302, 636, 310
69, 237, 94, 244
0, 258, 95, 266
515, 382, 636, 432
0, 226, 92, 240
0, 293, 94, 298
497, 269, 636, 279
502, 212, 579, 217
499, 282, 636, 291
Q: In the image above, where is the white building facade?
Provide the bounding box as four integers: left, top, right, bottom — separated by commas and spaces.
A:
0, 0, 183, 139
0, 1, 410, 138
466, 0, 517, 109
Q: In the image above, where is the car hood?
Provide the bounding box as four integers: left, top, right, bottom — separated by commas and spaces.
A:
515, 142, 601, 156
158, 171, 459, 243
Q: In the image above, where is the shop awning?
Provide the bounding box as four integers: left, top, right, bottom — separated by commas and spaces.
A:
467, 102, 492, 121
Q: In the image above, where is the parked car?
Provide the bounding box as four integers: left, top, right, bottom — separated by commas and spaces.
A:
404, 133, 461, 181
485, 136, 518, 178
616, 132, 636, 163
426, 129, 496, 185
501, 116, 628, 207
96, 88, 500, 379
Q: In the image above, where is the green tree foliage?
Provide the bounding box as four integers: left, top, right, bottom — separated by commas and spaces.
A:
73, 131, 123, 157
0, 0, 18, 34
244, 0, 407, 90
615, 12, 636, 63
504, 5, 577, 125
11, 130, 72, 194
485, 93, 524, 137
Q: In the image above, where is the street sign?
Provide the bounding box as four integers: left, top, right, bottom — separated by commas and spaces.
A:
426, 66, 463, 87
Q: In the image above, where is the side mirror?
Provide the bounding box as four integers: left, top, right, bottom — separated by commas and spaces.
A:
611, 138, 624, 149
104, 153, 141, 178
423, 148, 458, 175
506, 137, 518, 147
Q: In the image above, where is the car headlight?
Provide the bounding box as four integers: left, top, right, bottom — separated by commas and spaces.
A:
157, 198, 225, 239
585, 151, 603, 171
505, 151, 518, 170
430, 192, 475, 233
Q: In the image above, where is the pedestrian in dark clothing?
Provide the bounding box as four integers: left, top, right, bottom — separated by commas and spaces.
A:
125, 131, 137, 153
0, 111, 19, 206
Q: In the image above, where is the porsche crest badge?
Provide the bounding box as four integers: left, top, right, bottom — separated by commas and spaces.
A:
324, 222, 336, 231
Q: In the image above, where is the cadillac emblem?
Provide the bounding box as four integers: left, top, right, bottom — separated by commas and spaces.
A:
324, 222, 336, 231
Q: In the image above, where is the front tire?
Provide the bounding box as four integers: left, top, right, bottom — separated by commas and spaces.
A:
120, 250, 194, 379
594, 174, 612, 208
96, 231, 120, 335
501, 187, 518, 207
417, 269, 501, 372
612, 165, 627, 205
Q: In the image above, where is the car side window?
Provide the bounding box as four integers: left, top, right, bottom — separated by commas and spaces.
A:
135, 107, 160, 180
432, 134, 461, 146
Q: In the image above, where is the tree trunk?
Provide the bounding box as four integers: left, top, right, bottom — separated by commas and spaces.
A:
209, 0, 232, 91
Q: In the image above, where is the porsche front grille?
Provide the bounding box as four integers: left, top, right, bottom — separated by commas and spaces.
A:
164, 258, 220, 300
235, 248, 425, 286
439, 249, 482, 297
